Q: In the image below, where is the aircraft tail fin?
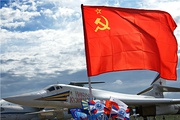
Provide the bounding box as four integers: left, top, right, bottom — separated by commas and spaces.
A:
150, 73, 167, 86
137, 74, 180, 98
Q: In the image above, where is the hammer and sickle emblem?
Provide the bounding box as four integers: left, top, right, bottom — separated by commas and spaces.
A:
94, 15, 110, 32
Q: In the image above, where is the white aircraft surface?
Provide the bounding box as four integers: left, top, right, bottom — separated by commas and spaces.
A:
0, 100, 40, 120
0, 99, 71, 120
3, 75, 180, 120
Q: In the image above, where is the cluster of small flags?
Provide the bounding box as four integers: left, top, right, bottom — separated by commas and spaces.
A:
70, 97, 130, 120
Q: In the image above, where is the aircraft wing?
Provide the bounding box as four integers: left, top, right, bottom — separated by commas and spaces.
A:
69, 81, 105, 87
26, 108, 71, 119
137, 85, 180, 95
26, 109, 57, 115
100, 96, 180, 106
121, 98, 180, 106
93, 89, 180, 106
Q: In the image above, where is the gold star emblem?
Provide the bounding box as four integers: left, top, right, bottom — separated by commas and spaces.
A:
95, 8, 101, 14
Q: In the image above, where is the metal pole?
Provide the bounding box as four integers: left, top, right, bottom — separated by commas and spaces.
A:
88, 77, 93, 100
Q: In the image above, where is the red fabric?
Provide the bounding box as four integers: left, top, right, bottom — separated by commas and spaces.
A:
81, 5, 178, 80
104, 100, 118, 115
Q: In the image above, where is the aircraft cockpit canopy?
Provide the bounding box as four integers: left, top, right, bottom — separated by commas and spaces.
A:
46, 85, 63, 92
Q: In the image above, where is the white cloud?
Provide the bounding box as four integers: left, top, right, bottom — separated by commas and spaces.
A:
1, 28, 85, 78
113, 79, 123, 85
43, 9, 53, 16
3, 21, 25, 29
0, 6, 40, 29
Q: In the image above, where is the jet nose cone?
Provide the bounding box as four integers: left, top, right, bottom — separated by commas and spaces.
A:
3, 95, 26, 105
3, 92, 44, 107
3, 94, 31, 105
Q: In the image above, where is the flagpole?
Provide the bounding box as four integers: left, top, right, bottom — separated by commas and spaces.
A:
88, 77, 93, 100
108, 96, 112, 120
81, 4, 93, 100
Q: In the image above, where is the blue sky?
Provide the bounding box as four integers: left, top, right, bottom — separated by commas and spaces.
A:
1, 0, 180, 99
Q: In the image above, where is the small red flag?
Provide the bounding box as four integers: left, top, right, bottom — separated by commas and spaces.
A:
104, 100, 119, 115
81, 5, 178, 80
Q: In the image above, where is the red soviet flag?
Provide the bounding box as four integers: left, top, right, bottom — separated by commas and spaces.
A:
81, 5, 178, 80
